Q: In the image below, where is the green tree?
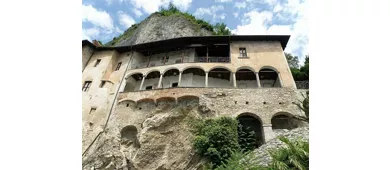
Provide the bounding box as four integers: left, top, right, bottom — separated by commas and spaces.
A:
285, 53, 300, 69
192, 117, 240, 167
237, 123, 257, 152
213, 23, 232, 35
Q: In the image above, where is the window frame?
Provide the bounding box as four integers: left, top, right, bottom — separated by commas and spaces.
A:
239, 48, 248, 58
83, 81, 92, 92
94, 59, 101, 67
115, 62, 122, 71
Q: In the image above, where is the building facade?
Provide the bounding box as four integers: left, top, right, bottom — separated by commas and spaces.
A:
82, 35, 307, 154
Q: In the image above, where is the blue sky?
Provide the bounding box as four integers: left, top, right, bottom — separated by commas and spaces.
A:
82, 0, 308, 61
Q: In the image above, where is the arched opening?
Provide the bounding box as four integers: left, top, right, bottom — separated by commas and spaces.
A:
181, 67, 206, 87
259, 68, 281, 87
124, 73, 143, 92
237, 113, 264, 148
136, 98, 155, 110
236, 69, 257, 88
162, 68, 180, 88
120, 125, 138, 147
143, 71, 161, 90
156, 97, 176, 108
208, 67, 232, 87
177, 95, 199, 106
271, 113, 298, 130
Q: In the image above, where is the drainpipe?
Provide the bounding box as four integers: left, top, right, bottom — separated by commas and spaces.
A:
82, 50, 135, 157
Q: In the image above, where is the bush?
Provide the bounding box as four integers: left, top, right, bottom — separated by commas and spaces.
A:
191, 117, 240, 167
237, 123, 257, 152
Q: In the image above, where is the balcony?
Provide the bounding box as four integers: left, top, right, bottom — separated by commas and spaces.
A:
130, 56, 230, 70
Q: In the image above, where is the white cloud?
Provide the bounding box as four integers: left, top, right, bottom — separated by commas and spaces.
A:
118, 11, 136, 28
233, 12, 239, 18
263, 0, 278, 6
232, 0, 308, 60
82, 4, 114, 30
82, 28, 100, 41
215, 0, 232, 2
194, 5, 224, 21
130, 0, 192, 14
104, 0, 124, 5
132, 8, 143, 17
234, 2, 246, 9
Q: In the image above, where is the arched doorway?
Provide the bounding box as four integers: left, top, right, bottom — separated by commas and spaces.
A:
120, 125, 138, 147
143, 71, 161, 90
181, 67, 206, 87
236, 68, 257, 88
271, 113, 298, 130
237, 113, 264, 148
208, 67, 232, 87
162, 68, 180, 88
124, 73, 143, 92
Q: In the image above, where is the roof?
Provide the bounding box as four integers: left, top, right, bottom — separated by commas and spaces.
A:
85, 35, 290, 53
82, 40, 96, 48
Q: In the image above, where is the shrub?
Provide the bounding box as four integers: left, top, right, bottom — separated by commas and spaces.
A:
191, 117, 240, 167
237, 123, 257, 152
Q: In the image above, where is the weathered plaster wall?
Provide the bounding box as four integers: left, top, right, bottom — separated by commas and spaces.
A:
82, 51, 132, 152
82, 45, 94, 72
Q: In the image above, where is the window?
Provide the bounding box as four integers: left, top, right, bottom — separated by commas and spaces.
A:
115, 62, 122, 71
83, 81, 92, 92
171, 82, 178, 87
99, 81, 106, 88
239, 48, 247, 58
145, 86, 153, 90
89, 107, 97, 114
94, 59, 101, 67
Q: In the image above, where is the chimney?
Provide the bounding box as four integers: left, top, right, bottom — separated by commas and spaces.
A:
92, 40, 102, 47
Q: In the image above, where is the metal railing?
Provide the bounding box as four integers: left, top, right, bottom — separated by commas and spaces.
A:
129, 56, 230, 69
295, 81, 309, 89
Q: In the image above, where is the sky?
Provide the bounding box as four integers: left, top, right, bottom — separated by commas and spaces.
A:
82, 0, 308, 62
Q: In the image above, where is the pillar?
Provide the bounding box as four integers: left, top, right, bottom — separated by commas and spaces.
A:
178, 72, 182, 87
263, 124, 275, 142
255, 72, 261, 88
139, 75, 145, 91
205, 72, 208, 87
232, 72, 237, 88
158, 74, 163, 88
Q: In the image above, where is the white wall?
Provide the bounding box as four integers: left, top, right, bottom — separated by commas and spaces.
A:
208, 77, 232, 87
237, 80, 258, 88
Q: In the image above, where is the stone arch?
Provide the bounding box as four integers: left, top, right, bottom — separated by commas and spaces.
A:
144, 69, 161, 76
181, 67, 206, 87
259, 66, 282, 88
156, 97, 176, 107
271, 112, 299, 130
236, 68, 257, 88
236, 112, 265, 147
136, 98, 155, 110
162, 68, 180, 88
120, 125, 138, 147
118, 99, 137, 107
180, 66, 206, 73
208, 67, 233, 87
162, 67, 180, 75
207, 66, 233, 73
123, 72, 143, 92
177, 95, 199, 105
143, 70, 161, 90
235, 66, 256, 73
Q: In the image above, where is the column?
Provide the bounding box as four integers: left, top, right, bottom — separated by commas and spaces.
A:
205, 72, 209, 87
232, 72, 237, 88
263, 124, 275, 142
158, 74, 163, 88
178, 72, 182, 87
139, 75, 145, 91
255, 72, 261, 88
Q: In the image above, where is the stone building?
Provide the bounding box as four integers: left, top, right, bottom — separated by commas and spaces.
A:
82, 35, 308, 165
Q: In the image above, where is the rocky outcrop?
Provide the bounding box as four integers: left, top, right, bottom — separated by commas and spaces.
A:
82, 100, 207, 170
253, 127, 309, 166
111, 13, 213, 47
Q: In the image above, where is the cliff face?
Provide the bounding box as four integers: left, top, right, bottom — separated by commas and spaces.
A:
108, 13, 213, 47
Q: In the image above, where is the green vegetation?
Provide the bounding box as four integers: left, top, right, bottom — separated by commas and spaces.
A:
214, 137, 309, 170
105, 23, 140, 46
191, 117, 258, 168
285, 53, 309, 81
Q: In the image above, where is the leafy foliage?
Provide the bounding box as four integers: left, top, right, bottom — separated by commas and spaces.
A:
213, 23, 232, 35
295, 91, 309, 122
214, 151, 264, 170
191, 117, 240, 167
212, 137, 309, 170
105, 23, 140, 46
237, 123, 257, 152
285, 53, 309, 81
266, 136, 309, 170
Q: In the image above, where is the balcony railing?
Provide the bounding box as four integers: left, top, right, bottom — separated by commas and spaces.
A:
130, 56, 230, 69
